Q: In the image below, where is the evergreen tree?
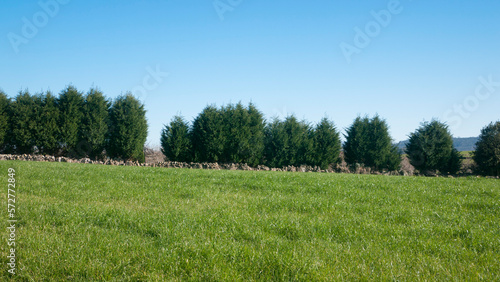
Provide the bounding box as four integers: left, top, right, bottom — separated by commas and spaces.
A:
107, 94, 148, 162
161, 115, 192, 162
79, 88, 110, 159
58, 85, 84, 156
406, 120, 462, 174
0, 91, 10, 152
387, 144, 403, 171
264, 117, 285, 167
285, 116, 313, 166
246, 103, 265, 166
311, 117, 341, 169
264, 116, 312, 167
36, 91, 60, 155
191, 105, 225, 162
343, 115, 400, 171
367, 115, 401, 171
343, 116, 370, 166
473, 121, 500, 176
10, 90, 37, 154
221, 103, 249, 163
219, 102, 265, 165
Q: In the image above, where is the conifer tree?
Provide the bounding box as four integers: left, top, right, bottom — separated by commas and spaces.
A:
311, 117, 341, 169
58, 85, 84, 156
246, 103, 265, 166
221, 103, 249, 163
406, 120, 462, 174
473, 121, 500, 176
191, 105, 225, 162
107, 94, 148, 162
264, 117, 285, 167
36, 91, 60, 155
10, 91, 38, 153
161, 115, 192, 162
343, 115, 400, 171
79, 88, 110, 159
264, 116, 312, 167
219, 102, 265, 165
0, 91, 10, 152
343, 116, 370, 166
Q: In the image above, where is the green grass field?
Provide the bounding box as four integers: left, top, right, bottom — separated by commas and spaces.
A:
1, 161, 499, 280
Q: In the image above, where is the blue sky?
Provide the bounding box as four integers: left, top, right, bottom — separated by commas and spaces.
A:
1, 0, 499, 146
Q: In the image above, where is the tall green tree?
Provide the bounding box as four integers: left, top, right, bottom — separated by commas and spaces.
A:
406, 120, 462, 174
220, 102, 265, 165
473, 121, 500, 176
10, 90, 38, 154
367, 115, 401, 171
191, 105, 225, 162
107, 94, 148, 162
221, 103, 249, 163
343, 115, 400, 171
0, 90, 10, 152
36, 91, 60, 155
343, 116, 370, 166
245, 103, 265, 166
311, 117, 341, 169
79, 88, 110, 159
161, 115, 192, 162
264, 116, 312, 167
58, 85, 84, 156
264, 118, 284, 167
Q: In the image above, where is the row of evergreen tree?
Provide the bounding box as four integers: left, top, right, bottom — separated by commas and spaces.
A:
0, 87, 148, 162
0, 89, 497, 176
161, 103, 398, 170
162, 102, 500, 176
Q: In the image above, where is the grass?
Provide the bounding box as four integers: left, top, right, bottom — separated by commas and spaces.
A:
1, 160, 499, 280
460, 151, 473, 158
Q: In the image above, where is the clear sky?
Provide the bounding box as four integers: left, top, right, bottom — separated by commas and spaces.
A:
1, 0, 499, 146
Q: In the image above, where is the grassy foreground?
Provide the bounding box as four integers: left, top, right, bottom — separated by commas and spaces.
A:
1, 161, 499, 281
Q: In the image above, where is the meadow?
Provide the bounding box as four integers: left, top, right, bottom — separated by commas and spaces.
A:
1, 160, 499, 280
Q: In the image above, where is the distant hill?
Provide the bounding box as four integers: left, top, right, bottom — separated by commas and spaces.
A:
397, 137, 478, 152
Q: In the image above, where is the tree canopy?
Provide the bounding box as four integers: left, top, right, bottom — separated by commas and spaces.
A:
406, 120, 462, 174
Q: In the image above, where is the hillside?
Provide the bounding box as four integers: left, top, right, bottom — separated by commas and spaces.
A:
397, 137, 478, 152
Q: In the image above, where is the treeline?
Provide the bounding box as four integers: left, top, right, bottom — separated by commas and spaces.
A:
0, 86, 148, 162
161, 103, 398, 170
162, 102, 500, 176
1, 89, 498, 176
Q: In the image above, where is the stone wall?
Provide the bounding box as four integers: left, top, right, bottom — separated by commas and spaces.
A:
0, 154, 336, 173
1, 154, 494, 177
